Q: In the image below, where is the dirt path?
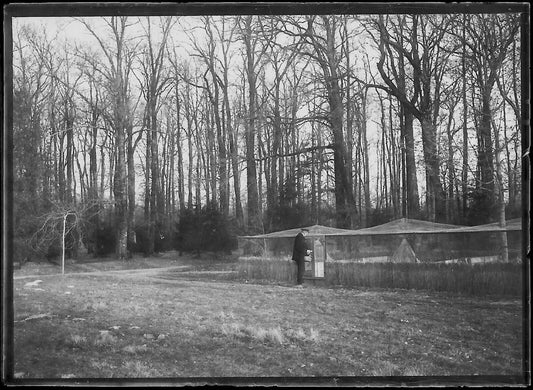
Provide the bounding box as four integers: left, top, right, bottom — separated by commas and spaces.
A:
13, 265, 192, 280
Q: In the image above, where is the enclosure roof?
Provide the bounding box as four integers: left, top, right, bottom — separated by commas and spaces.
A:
327, 218, 465, 236
452, 218, 523, 233
238, 224, 356, 239
239, 218, 523, 239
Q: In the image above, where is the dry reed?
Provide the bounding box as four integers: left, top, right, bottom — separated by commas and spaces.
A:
238, 258, 522, 296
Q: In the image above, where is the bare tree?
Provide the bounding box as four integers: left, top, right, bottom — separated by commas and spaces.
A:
370, 14, 456, 221
277, 15, 356, 228
138, 16, 175, 254
167, 47, 187, 213
453, 14, 519, 223
79, 16, 139, 259
237, 15, 268, 233
13, 24, 50, 205
215, 16, 244, 226
495, 23, 521, 212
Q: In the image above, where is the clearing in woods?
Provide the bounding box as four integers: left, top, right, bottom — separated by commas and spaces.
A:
11, 252, 524, 383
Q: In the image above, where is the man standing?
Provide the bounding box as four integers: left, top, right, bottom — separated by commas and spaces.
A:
292, 228, 312, 286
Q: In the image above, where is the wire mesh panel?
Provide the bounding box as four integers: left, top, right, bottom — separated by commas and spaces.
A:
238, 236, 295, 258
324, 231, 522, 263
325, 235, 389, 262
240, 229, 522, 263
237, 237, 266, 257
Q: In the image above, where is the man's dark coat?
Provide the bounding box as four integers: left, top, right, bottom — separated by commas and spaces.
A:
292, 232, 309, 285
292, 232, 309, 264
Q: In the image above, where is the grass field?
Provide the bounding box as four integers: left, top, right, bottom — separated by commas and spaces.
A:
10, 253, 526, 384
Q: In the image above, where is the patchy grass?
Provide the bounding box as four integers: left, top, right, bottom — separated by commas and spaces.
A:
10, 257, 525, 383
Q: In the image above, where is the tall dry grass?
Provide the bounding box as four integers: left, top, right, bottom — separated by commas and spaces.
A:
238, 258, 523, 296
237, 257, 296, 284
220, 321, 320, 345
327, 262, 524, 296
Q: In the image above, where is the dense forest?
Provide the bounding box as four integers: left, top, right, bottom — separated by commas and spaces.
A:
10, 14, 522, 261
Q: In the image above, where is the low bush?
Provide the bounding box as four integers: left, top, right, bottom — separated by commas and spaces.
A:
93, 224, 117, 256
84, 222, 116, 257
176, 203, 238, 254
13, 237, 35, 264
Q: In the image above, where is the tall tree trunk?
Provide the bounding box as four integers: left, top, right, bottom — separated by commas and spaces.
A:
144, 111, 152, 250
195, 148, 202, 208
267, 79, 282, 230
114, 124, 128, 260
127, 123, 136, 255
461, 16, 469, 222
89, 111, 98, 203
187, 127, 194, 208
208, 107, 218, 205
65, 100, 74, 204
360, 92, 371, 226
501, 95, 514, 213
150, 106, 160, 252
403, 105, 419, 219
100, 136, 106, 199
445, 107, 456, 223
327, 77, 352, 226
311, 124, 317, 222
388, 97, 399, 218
243, 16, 261, 233
323, 17, 356, 228
228, 106, 243, 227
379, 93, 389, 211
58, 132, 66, 201
175, 85, 185, 212
168, 112, 176, 216
477, 90, 496, 220
213, 80, 228, 215
344, 23, 354, 201
420, 116, 445, 221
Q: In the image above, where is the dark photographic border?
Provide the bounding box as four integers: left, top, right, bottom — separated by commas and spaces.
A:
2, 2, 530, 387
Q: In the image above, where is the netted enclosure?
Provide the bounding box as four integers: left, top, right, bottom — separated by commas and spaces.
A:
238, 218, 522, 263
237, 218, 524, 295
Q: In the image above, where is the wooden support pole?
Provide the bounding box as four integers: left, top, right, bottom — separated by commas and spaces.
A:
62, 213, 67, 275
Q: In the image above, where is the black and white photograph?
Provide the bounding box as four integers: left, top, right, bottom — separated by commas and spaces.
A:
2, 2, 530, 386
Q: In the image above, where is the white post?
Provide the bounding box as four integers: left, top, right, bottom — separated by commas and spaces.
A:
62, 213, 67, 275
